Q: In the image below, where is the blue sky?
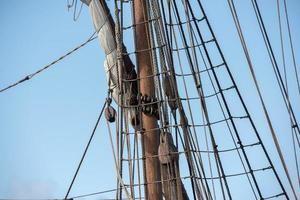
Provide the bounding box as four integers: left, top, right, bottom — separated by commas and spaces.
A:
0, 0, 299, 199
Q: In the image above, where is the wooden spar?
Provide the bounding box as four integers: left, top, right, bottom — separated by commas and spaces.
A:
83, 0, 188, 198
133, 0, 162, 199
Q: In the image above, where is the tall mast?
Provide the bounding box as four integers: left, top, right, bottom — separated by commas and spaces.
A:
133, 0, 162, 199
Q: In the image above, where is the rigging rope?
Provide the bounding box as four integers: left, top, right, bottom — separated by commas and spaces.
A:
251, 0, 300, 191
277, 0, 300, 190
64, 100, 107, 199
67, 0, 74, 10
171, 1, 230, 198
106, 113, 133, 200
0, 187, 125, 200
73, 0, 84, 21
184, 7, 259, 199
67, 0, 83, 21
0, 31, 97, 94
227, 0, 297, 198
170, 2, 224, 198
277, 0, 288, 96
283, 0, 300, 95
250, 0, 300, 138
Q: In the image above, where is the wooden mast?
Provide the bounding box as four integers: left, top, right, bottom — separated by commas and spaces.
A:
83, 0, 187, 198
133, 0, 162, 199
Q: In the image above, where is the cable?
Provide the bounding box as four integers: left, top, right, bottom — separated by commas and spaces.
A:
277, 0, 288, 95
73, 0, 84, 21
277, 0, 300, 190
71, 187, 119, 199
227, 0, 295, 198
0, 31, 97, 94
106, 114, 133, 200
64, 100, 107, 199
0, 187, 119, 200
250, 0, 300, 136
283, 0, 300, 95
0, 198, 61, 200
250, 0, 300, 195
67, 0, 75, 11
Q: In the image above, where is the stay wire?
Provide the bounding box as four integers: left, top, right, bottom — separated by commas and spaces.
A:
252, 0, 300, 162
64, 100, 107, 199
283, 0, 300, 95
73, 0, 84, 21
277, 0, 288, 96
277, 0, 300, 190
185, 4, 259, 198
0, 31, 98, 94
106, 115, 133, 200
228, 0, 295, 198
0, 187, 122, 200
171, 2, 229, 198
67, 0, 75, 11
170, 2, 210, 199
250, 0, 300, 138
186, 0, 262, 197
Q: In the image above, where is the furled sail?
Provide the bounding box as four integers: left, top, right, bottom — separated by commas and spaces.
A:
82, 0, 140, 129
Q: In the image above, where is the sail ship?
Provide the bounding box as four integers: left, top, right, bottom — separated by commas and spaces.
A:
0, 0, 299, 199
70, 0, 299, 199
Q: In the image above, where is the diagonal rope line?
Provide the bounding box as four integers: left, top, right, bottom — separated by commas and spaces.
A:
277, 0, 300, 190
64, 100, 107, 199
0, 31, 97, 94
228, 0, 296, 198
283, 0, 300, 95
106, 118, 133, 200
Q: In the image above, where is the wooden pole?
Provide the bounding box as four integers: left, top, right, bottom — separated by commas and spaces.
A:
133, 0, 162, 199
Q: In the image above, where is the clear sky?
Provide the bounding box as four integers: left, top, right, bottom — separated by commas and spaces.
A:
0, 0, 299, 199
